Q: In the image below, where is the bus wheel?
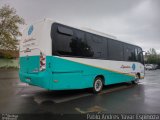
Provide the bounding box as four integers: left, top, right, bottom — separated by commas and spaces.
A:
93, 77, 103, 94
132, 73, 140, 84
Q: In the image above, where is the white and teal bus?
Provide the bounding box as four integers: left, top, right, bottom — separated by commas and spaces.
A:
19, 19, 145, 93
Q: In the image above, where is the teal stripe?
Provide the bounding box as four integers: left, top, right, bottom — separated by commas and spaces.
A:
19, 56, 135, 90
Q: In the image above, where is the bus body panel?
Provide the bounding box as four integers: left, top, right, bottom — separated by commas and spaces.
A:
19, 19, 53, 89
20, 19, 53, 57
19, 56, 52, 89
19, 56, 40, 73
19, 55, 144, 90
49, 56, 144, 90
19, 19, 145, 91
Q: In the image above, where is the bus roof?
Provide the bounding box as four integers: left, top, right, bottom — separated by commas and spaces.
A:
80, 27, 117, 39
30, 18, 141, 49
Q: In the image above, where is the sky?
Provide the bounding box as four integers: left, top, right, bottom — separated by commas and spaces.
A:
0, 0, 160, 53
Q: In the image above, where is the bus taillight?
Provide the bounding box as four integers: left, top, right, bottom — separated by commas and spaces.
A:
40, 52, 46, 71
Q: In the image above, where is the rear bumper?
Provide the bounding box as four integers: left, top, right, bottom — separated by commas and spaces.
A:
19, 71, 51, 89
19, 70, 90, 90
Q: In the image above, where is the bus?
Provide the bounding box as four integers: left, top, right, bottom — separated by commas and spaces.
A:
19, 19, 145, 93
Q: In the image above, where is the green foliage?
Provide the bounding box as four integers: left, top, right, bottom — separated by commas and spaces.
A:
0, 5, 24, 58
146, 48, 160, 65
0, 49, 19, 59
147, 48, 157, 55
0, 66, 19, 70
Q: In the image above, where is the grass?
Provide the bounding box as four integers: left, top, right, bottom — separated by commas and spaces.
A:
0, 66, 19, 70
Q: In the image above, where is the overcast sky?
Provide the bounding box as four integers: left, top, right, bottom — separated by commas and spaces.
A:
1, 0, 160, 53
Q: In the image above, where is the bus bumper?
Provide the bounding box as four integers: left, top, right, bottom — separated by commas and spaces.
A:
19, 71, 51, 90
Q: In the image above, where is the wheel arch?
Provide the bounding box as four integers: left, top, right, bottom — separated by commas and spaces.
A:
95, 75, 105, 85
136, 72, 141, 79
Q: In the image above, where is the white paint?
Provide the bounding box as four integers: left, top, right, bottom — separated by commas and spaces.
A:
19, 18, 145, 78
20, 18, 140, 57
20, 19, 53, 56
59, 56, 145, 77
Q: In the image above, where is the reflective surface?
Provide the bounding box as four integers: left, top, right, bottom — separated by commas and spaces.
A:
0, 70, 160, 113
51, 23, 144, 63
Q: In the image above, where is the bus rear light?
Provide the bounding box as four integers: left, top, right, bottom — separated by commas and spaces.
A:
40, 52, 46, 71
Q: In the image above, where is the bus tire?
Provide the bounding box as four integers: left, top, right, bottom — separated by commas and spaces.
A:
93, 77, 103, 94
132, 73, 140, 84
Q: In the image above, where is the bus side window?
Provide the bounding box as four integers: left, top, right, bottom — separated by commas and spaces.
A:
54, 25, 73, 55
86, 33, 107, 59
124, 45, 136, 62
108, 39, 124, 61
70, 30, 93, 57
138, 48, 144, 64
135, 48, 138, 61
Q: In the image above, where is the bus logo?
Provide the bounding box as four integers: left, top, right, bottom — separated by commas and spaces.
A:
28, 25, 33, 35
132, 64, 136, 71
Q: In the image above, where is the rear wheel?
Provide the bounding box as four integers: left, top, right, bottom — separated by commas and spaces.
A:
132, 73, 140, 84
93, 77, 103, 94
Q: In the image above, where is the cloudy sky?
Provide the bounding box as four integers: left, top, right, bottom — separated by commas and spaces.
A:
1, 0, 160, 53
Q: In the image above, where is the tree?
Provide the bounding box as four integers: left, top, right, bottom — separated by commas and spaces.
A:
147, 48, 157, 55
0, 5, 24, 58
146, 48, 160, 65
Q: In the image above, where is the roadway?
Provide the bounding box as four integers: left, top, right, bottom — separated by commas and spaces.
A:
0, 69, 160, 115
